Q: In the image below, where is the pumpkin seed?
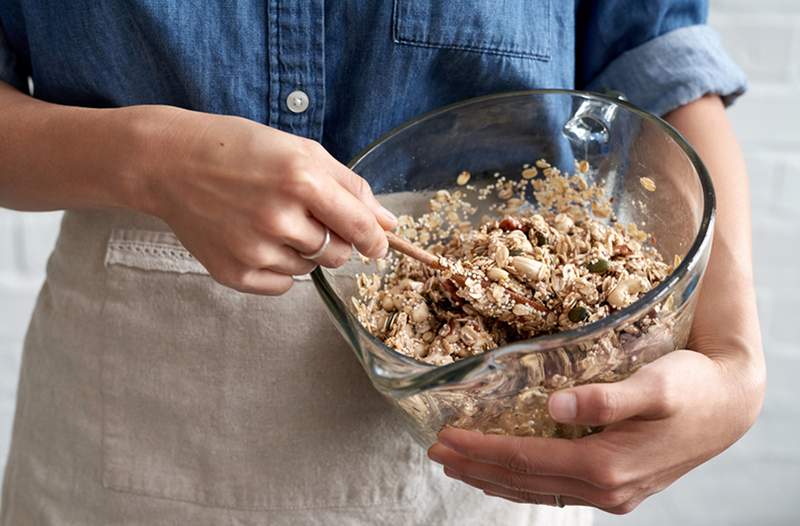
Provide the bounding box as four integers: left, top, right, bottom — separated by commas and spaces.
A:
586, 258, 610, 274
568, 305, 590, 323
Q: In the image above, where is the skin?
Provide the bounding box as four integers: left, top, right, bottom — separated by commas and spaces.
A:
0, 81, 397, 294
427, 95, 766, 514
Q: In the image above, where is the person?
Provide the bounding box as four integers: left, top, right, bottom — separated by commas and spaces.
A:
0, 1, 764, 525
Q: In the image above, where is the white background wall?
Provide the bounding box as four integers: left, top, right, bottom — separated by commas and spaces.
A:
1, 1, 798, 522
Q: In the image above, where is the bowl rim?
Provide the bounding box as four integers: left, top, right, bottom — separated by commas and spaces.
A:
312, 88, 716, 375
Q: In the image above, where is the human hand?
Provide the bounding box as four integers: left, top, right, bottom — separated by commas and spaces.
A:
138, 107, 396, 295
428, 346, 765, 514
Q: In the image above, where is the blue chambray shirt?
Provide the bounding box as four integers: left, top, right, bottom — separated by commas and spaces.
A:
0, 1, 745, 170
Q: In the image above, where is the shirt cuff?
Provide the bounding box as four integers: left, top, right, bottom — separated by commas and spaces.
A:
586, 25, 747, 117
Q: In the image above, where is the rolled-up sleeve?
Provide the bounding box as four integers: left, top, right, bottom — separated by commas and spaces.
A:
576, 1, 747, 116
0, 20, 27, 91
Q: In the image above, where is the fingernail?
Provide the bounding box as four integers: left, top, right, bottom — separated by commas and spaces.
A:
549, 392, 577, 422
378, 206, 398, 227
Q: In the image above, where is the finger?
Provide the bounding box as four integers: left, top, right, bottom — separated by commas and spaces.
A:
313, 231, 353, 269
444, 468, 590, 507
305, 178, 389, 259
263, 246, 319, 276
238, 268, 294, 295
483, 486, 589, 508
548, 359, 678, 426
319, 151, 398, 230
234, 240, 318, 276
273, 209, 332, 256
435, 427, 594, 482
216, 264, 294, 296
431, 444, 610, 505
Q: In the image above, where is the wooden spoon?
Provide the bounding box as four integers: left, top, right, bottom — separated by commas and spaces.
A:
385, 231, 546, 313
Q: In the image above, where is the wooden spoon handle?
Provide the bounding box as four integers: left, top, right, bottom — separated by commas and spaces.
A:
385, 231, 442, 269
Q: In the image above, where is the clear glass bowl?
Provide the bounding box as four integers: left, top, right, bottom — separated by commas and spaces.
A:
312, 90, 715, 447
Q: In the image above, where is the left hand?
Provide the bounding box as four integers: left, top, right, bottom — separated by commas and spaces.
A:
428, 347, 764, 514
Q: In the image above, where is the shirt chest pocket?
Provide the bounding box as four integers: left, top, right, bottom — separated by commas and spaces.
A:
392, 0, 551, 61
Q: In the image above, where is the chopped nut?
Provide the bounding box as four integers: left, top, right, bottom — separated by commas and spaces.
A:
577, 160, 590, 173
457, 171, 471, 186
554, 213, 574, 233
411, 302, 430, 322
508, 230, 534, 253
499, 216, 523, 231
607, 276, 648, 309
381, 295, 395, 311
521, 167, 538, 179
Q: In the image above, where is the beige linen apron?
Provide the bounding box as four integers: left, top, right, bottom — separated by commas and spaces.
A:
1, 209, 592, 526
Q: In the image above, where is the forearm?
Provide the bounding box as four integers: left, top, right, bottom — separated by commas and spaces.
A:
665, 95, 765, 410
0, 81, 175, 213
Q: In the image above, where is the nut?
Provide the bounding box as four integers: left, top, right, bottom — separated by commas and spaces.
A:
607, 276, 648, 309
554, 213, 574, 232
411, 302, 430, 322
457, 171, 471, 186
499, 216, 523, 231
381, 295, 395, 311
508, 230, 534, 253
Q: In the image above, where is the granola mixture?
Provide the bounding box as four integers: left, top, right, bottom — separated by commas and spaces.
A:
350, 160, 680, 440
353, 160, 672, 367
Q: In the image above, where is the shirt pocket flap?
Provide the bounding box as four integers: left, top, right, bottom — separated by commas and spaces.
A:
393, 0, 552, 61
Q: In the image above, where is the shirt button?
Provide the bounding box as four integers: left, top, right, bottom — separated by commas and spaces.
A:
286, 90, 309, 113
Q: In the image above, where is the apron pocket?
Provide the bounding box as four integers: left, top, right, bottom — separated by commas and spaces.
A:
100, 229, 423, 510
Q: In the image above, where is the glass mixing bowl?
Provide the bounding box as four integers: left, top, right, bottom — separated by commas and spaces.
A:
312, 90, 714, 447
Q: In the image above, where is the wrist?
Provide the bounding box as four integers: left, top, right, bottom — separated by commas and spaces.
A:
108, 104, 188, 217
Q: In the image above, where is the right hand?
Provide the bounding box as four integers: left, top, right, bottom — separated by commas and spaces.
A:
138, 108, 397, 295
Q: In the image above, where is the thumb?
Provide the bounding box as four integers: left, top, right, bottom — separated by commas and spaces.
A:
547, 365, 675, 426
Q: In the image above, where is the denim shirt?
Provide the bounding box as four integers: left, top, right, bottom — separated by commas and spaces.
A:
0, 1, 745, 168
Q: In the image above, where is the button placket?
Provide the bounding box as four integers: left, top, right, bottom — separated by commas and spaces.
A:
271, 1, 325, 139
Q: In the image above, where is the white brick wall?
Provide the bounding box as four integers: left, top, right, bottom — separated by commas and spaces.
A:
0, 1, 798, 521
0, 209, 62, 473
